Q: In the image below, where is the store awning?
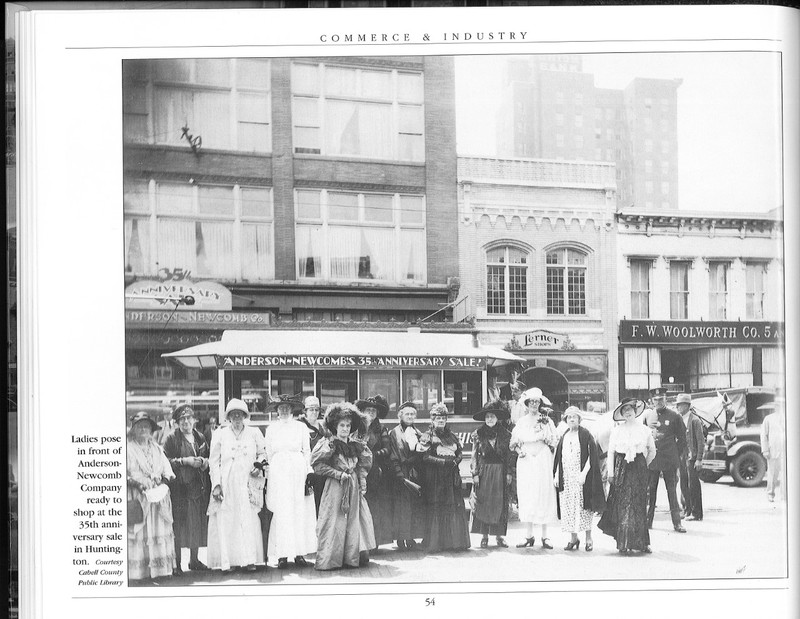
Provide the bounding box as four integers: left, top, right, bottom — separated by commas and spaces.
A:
162, 329, 525, 370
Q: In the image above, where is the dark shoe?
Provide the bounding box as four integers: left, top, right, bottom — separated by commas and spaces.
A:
618, 548, 629, 555
172, 566, 183, 576
496, 537, 508, 548
396, 539, 406, 551
516, 537, 535, 548
541, 538, 553, 550
674, 525, 687, 533
243, 564, 257, 572
405, 539, 418, 551
294, 556, 310, 567
188, 561, 208, 571
564, 540, 580, 551
585, 541, 593, 552
359, 551, 370, 567
480, 537, 489, 549
643, 546, 653, 554
277, 558, 288, 569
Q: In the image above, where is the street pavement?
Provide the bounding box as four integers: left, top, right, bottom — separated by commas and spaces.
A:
135, 477, 787, 587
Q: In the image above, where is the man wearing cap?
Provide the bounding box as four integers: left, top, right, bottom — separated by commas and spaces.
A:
677, 393, 705, 521
760, 396, 786, 502
645, 387, 687, 532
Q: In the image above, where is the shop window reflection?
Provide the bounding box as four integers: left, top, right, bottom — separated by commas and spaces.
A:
402, 371, 441, 418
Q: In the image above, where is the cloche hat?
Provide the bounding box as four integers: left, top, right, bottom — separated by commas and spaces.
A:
224, 398, 249, 419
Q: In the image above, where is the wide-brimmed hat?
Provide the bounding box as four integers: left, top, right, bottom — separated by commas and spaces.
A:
267, 394, 304, 415
473, 400, 511, 422
428, 402, 449, 419
129, 411, 159, 432
225, 398, 249, 419
355, 395, 390, 419
676, 393, 692, 405
522, 387, 552, 407
612, 397, 646, 421
172, 403, 196, 422
324, 402, 367, 436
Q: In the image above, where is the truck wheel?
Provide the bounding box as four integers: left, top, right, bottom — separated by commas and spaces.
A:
699, 470, 722, 483
730, 451, 767, 487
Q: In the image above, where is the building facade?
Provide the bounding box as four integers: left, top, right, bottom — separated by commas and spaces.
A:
122, 56, 458, 408
616, 210, 785, 399
496, 55, 681, 211
457, 156, 619, 412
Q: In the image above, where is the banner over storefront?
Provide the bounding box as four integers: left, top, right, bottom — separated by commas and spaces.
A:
620, 320, 784, 345
217, 355, 488, 370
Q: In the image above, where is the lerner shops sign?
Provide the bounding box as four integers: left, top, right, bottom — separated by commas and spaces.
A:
620, 320, 784, 345
507, 330, 575, 350
125, 279, 232, 311
218, 355, 488, 370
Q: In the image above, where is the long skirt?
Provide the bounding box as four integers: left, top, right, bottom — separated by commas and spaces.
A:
391, 475, 426, 542
128, 495, 176, 580
422, 465, 471, 552
365, 473, 395, 547
470, 462, 509, 536
598, 453, 650, 551
171, 481, 209, 549
207, 472, 264, 570
315, 473, 376, 570
560, 440, 594, 533
266, 451, 317, 562
516, 441, 559, 525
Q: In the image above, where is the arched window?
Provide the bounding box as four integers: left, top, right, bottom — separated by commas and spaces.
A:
486, 246, 528, 315
546, 247, 587, 315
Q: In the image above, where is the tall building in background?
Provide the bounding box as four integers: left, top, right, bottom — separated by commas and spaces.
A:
496, 55, 681, 210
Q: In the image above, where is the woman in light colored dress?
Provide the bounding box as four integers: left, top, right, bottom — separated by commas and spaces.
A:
312, 403, 375, 570
206, 398, 266, 572
126, 412, 176, 581
510, 387, 559, 549
264, 395, 318, 569
552, 406, 606, 551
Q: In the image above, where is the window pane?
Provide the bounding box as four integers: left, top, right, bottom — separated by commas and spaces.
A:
296, 190, 321, 220
360, 371, 400, 415
124, 217, 150, 274
400, 195, 425, 224
238, 122, 270, 153
567, 249, 586, 265
194, 90, 231, 149
399, 105, 423, 133
328, 191, 359, 221
236, 59, 270, 90
294, 126, 321, 152
294, 96, 319, 127
364, 193, 394, 223
241, 187, 272, 218
326, 100, 392, 158
398, 72, 423, 103
487, 265, 505, 314
241, 223, 274, 281
238, 93, 269, 123
292, 63, 319, 95
402, 371, 441, 416
198, 185, 233, 215
123, 180, 150, 213
361, 69, 392, 99
154, 87, 193, 145
399, 134, 424, 161
325, 66, 357, 96
195, 59, 230, 87
567, 267, 586, 314
296, 224, 323, 278
487, 247, 505, 263
400, 229, 425, 282
359, 227, 395, 280
328, 226, 361, 279
546, 250, 563, 265
157, 219, 195, 272
154, 59, 191, 83
156, 183, 193, 214
509, 265, 527, 314
507, 248, 527, 264
196, 221, 234, 278
546, 266, 564, 314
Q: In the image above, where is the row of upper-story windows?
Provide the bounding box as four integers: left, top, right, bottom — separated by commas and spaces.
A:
629, 258, 770, 321
123, 59, 425, 162
123, 180, 426, 284
485, 244, 589, 317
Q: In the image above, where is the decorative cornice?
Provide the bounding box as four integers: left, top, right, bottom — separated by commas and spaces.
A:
472, 206, 609, 231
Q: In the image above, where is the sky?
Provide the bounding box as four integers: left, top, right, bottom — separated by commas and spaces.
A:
455, 52, 783, 214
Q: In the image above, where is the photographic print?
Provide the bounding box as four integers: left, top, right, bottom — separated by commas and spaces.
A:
120, 49, 786, 587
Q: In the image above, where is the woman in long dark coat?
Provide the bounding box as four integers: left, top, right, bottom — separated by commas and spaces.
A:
388, 401, 426, 551
470, 400, 516, 548
311, 403, 375, 570
419, 403, 471, 552
552, 406, 606, 551
597, 398, 656, 554
356, 395, 394, 549
163, 404, 211, 574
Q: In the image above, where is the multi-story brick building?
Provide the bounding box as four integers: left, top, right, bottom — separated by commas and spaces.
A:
496, 55, 681, 211
616, 209, 784, 399
457, 156, 619, 412
122, 56, 459, 408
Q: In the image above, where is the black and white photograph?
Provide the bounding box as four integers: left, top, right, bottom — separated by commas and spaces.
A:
120, 49, 788, 586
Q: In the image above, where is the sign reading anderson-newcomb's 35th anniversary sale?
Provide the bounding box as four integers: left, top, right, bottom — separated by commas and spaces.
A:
218, 355, 488, 370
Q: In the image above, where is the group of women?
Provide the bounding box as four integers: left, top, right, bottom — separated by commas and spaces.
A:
126, 388, 657, 581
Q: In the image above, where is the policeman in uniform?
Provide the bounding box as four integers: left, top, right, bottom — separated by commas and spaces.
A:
645, 387, 687, 532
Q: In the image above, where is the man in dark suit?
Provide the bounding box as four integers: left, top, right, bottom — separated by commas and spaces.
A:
645, 387, 687, 532
677, 393, 705, 521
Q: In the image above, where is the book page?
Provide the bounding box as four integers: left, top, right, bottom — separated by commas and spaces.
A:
14, 5, 799, 618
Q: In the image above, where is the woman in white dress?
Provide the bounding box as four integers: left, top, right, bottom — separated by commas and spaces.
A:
264, 395, 318, 569
206, 398, 266, 572
511, 387, 559, 549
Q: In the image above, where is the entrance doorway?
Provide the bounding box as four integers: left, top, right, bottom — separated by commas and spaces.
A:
317, 370, 358, 409
521, 367, 569, 411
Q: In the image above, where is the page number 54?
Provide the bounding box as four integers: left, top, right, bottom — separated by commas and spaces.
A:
425, 598, 435, 607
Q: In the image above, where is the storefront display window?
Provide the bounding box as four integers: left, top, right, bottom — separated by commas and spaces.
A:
359, 371, 400, 414
443, 371, 482, 416
402, 371, 441, 417
271, 370, 314, 401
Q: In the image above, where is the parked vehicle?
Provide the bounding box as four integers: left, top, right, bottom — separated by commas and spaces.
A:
698, 387, 775, 487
